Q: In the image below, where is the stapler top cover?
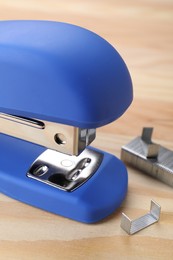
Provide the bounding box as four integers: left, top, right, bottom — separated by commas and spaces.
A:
0, 20, 133, 128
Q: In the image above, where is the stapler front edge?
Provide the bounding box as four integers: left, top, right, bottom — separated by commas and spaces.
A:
0, 20, 133, 223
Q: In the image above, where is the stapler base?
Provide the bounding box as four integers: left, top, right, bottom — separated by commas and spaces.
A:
0, 134, 128, 223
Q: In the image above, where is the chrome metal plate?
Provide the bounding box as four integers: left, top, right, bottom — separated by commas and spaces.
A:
0, 113, 96, 156
27, 148, 103, 191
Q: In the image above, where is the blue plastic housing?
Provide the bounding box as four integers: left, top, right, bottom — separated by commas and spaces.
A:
0, 134, 128, 223
0, 21, 131, 222
0, 20, 132, 128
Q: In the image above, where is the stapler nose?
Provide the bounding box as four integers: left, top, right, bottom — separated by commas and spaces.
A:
0, 113, 96, 155
0, 20, 133, 223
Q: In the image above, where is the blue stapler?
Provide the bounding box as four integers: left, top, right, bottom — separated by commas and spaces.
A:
0, 20, 133, 223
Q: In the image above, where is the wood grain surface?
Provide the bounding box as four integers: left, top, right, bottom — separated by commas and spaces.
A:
0, 0, 173, 259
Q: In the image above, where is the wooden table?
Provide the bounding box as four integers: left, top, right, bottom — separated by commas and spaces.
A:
0, 0, 173, 259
